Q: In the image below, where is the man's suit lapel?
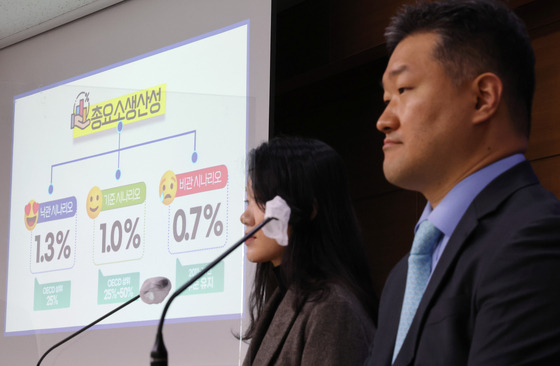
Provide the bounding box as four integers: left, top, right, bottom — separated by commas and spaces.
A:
252, 289, 300, 365
394, 209, 479, 366
393, 161, 538, 366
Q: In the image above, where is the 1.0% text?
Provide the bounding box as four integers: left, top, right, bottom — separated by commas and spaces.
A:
100, 217, 141, 253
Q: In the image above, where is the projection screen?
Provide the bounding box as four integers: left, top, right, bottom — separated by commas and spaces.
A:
0, 0, 272, 364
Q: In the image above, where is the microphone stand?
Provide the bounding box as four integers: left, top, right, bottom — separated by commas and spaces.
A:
37, 295, 140, 366
150, 217, 275, 366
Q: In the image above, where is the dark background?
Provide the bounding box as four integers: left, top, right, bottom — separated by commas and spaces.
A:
271, 0, 560, 296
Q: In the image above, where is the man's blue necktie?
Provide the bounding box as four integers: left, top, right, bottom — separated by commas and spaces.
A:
392, 220, 442, 363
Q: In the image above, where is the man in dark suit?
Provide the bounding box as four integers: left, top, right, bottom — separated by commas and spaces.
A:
367, 1, 560, 365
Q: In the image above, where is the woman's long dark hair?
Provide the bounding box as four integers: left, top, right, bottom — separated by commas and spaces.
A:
243, 136, 377, 339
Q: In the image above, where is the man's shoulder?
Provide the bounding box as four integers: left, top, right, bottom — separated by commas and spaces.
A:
473, 160, 560, 221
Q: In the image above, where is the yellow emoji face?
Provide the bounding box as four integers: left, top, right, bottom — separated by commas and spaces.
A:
86, 186, 103, 219
24, 200, 39, 231
159, 170, 177, 205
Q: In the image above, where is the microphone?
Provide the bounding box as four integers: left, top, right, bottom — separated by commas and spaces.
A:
141, 277, 172, 304
150, 217, 277, 366
37, 276, 171, 366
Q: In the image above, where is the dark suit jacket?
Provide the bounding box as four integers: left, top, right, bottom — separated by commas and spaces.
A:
368, 161, 560, 366
243, 283, 375, 365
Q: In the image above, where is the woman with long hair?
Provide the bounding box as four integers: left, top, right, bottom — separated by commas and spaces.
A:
240, 136, 377, 365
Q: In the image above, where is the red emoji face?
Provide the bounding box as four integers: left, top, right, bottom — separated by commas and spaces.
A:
24, 200, 39, 231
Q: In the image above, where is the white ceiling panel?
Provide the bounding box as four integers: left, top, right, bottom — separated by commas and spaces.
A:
0, 0, 123, 49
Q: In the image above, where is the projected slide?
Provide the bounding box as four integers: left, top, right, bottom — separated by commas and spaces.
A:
6, 22, 248, 335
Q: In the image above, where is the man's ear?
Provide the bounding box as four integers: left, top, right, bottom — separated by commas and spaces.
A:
472, 72, 503, 124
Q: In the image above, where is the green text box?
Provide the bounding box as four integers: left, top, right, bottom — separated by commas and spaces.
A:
34, 278, 71, 311
97, 270, 139, 304
102, 182, 146, 211
176, 259, 224, 296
